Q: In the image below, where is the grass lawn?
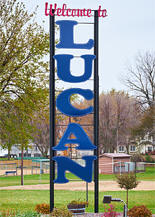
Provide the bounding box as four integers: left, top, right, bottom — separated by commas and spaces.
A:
136, 166, 155, 180
0, 190, 154, 214
0, 174, 49, 187
0, 166, 154, 187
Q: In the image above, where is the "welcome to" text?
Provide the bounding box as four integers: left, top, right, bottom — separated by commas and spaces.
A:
45, 3, 107, 18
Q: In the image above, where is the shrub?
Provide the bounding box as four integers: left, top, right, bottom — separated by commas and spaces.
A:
68, 200, 88, 206
128, 205, 152, 217
102, 204, 120, 217
50, 208, 72, 217
116, 172, 139, 207
35, 203, 50, 214
131, 154, 144, 162
151, 150, 155, 155
145, 154, 155, 163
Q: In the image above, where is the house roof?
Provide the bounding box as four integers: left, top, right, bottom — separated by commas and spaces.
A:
100, 153, 131, 158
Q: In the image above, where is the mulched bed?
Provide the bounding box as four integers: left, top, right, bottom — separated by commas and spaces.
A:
42, 212, 155, 217
81, 213, 155, 217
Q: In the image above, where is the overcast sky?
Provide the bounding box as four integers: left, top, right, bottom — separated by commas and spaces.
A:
20, 0, 154, 93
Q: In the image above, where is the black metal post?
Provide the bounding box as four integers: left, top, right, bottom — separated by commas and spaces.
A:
86, 182, 88, 204
50, 11, 55, 212
94, 10, 99, 213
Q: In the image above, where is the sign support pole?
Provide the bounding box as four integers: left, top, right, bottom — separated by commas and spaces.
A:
94, 10, 99, 213
50, 11, 55, 212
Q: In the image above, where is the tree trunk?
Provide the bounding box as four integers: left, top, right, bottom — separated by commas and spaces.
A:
8, 148, 10, 160
135, 162, 137, 178
42, 151, 48, 158
126, 189, 128, 208
126, 145, 129, 154
21, 146, 24, 185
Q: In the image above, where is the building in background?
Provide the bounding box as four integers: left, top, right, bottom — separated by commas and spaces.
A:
99, 153, 131, 174
0, 144, 43, 158
118, 133, 154, 154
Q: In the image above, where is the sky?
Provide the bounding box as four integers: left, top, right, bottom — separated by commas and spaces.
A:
19, 0, 154, 93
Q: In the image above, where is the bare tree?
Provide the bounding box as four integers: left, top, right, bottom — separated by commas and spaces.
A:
32, 114, 50, 158
31, 106, 67, 158
99, 90, 141, 153
124, 52, 155, 108
57, 91, 141, 154
124, 52, 155, 144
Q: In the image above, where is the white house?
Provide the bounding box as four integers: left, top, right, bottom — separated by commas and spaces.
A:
118, 133, 155, 154
0, 147, 8, 157
0, 144, 43, 158
11, 144, 43, 158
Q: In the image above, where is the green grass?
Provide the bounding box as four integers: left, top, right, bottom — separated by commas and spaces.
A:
0, 158, 15, 161
136, 166, 155, 180
99, 166, 155, 181
0, 190, 154, 214
0, 166, 154, 187
0, 174, 50, 187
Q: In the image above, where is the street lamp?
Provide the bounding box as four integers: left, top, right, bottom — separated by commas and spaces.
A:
103, 195, 128, 217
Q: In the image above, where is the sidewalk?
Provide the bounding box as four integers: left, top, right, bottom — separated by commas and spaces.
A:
0, 180, 155, 191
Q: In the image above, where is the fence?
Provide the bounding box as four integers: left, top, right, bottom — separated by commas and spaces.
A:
114, 161, 146, 174
99, 161, 149, 174
0, 160, 154, 176
0, 159, 50, 176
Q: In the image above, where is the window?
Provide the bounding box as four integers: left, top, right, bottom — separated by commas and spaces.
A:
34, 153, 41, 157
114, 164, 125, 173
19, 153, 31, 157
148, 135, 152, 141
148, 146, 152, 152
130, 145, 136, 152
119, 146, 124, 152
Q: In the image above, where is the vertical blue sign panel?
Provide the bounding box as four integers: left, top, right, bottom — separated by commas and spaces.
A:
54, 54, 96, 83
56, 20, 94, 49
56, 88, 94, 117
54, 19, 96, 184
53, 123, 96, 151
53, 156, 97, 183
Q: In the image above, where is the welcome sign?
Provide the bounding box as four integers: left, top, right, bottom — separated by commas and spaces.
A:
48, 4, 106, 211
53, 19, 97, 183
